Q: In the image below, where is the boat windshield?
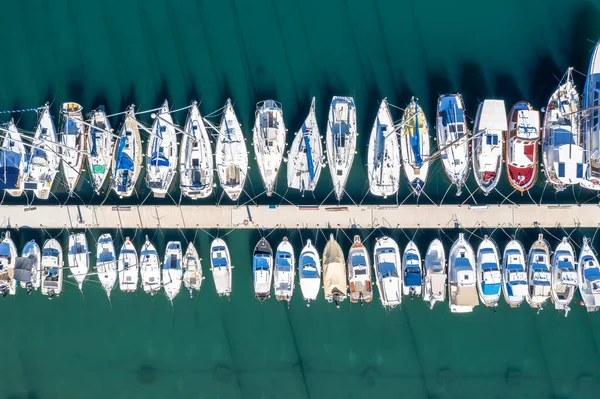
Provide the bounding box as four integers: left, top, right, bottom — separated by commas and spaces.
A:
42, 248, 59, 257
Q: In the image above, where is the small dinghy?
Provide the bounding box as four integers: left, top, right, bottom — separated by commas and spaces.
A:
472, 100, 507, 194
347, 235, 373, 304
400, 97, 431, 195
216, 99, 248, 201
118, 237, 138, 293
274, 237, 295, 302
0, 119, 26, 197
326, 96, 357, 201
550, 237, 578, 316
322, 234, 347, 307
146, 100, 178, 198
578, 237, 600, 312
23, 104, 59, 200
253, 237, 273, 301
60, 102, 86, 193
526, 234, 552, 310
253, 100, 286, 196
179, 101, 214, 199
402, 240, 422, 298
87, 106, 114, 193
287, 98, 323, 194
373, 236, 402, 309
476, 235, 502, 308
423, 239, 446, 309
112, 105, 142, 198
502, 239, 528, 308
298, 239, 321, 306
367, 99, 400, 198
542, 68, 585, 191
506, 102, 540, 192
0, 232, 17, 296
581, 40, 600, 190
68, 232, 89, 291
210, 238, 232, 297
436, 94, 470, 195
20, 240, 41, 293
183, 243, 203, 297
448, 233, 478, 313
41, 239, 63, 299
163, 241, 183, 302
140, 237, 161, 296
96, 233, 117, 298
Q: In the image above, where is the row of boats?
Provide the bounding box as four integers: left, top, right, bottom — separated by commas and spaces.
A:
1, 230, 599, 315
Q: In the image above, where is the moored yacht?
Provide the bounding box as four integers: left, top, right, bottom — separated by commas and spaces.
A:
0, 119, 26, 197
253, 100, 286, 196
20, 240, 41, 293
118, 237, 138, 293
423, 239, 446, 309
347, 235, 372, 304
476, 235, 502, 307
448, 233, 478, 313
68, 232, 89, 291
402, 240, 422, 298
400, 97, 430, 195
367, 99, 400, 198
112, 105, 142, 198
60, 102, 86, 193
253, 237, 273, 301
163, 241, 183, 302
526, 234, 552, 310
373, 236, 402, 309
472, 100, 507, 194
216, 99, 248, 201
322, 234, 347, 306
96, 233, 117, 299
210, 238, 233, 297
502, 239, 528, 307
146, 100, 178, 198
326, 96, 357, 201
140, 237, 161, 296
581, 39, 600, 190
0, 232, 17, 296
87, 106, 114, 193
40, 239, 63, 299
274, 237, 295, 302
183, 243, 203, 297
506, 102, 540, 192
578, 237, 600, 312
550, 237, 577, 316
298, 239, 321, 306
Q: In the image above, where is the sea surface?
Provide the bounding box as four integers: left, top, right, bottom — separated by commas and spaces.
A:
1, 0, 600, 398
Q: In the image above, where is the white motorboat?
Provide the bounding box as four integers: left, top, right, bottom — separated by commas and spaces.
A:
550, 237, 578, 316
367, 99, 400, 198
448, 233, 478, 313
423, 238, 446, 309
210, 238, 232, 297
287, 98, 323, 193
253, 237, 273, 301
472, 100, 507, 194
373, 236, 402, 309
298, 239, 321, 306
60, 102, 86, 193
180, 101, 214, 199
274, 237, 295, 302
402, 240, 422, 298
87, 106, 114, 193
20, 240, 41, 293
23, 104, 60, 200
326, 96, 357, 201
68, 232, 89, 291
253, 100, 286, 196
505, 101, 540, 192
118, 237, 138, 293
476, 235, 502, 307
163, 241, 183, 302
216, 99, 248, 201
581, 39, 600, 190
183, 243, 203, 297
436, 93, 470, 195
502, 239, 528, 308
0, 232, 17, 296
347, 235, 373, 304
322, 234, 347, 306
400, 97, 431, 195
526, 234, 552, 310
140, 237, 161, 296
0, 119, 26, 196
146, 100, 178, 198
96, 233, 117, 298
112, 105, 142, 198
578, 237, 600, 312
40, 238, 63, 299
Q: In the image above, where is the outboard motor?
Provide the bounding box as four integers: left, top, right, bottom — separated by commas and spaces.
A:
306, 299, 311, 307
0, 287, 7, 298
26, 282, 33, 295
48, 290, 55, 300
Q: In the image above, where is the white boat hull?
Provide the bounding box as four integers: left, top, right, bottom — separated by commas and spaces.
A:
253, 100, 286, 196
326, 96, 357, 201
368, 99, 400, 197
146, 100, 178, 198
216, 99, 248, 201
180, 102, 214, 199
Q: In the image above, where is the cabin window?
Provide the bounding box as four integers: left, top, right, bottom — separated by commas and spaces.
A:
558, 162, 565, 177
486, 135, 498, 145
577, 163, 584, 179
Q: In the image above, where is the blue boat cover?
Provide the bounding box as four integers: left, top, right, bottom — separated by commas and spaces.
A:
42, 248, 59, 257
553, 128, 575, 146
507, 263, 524, 271
351, 254, 367, 267
455, 257, 471, 269
301, 266, 318, 278
0, 151, 21, 190
90, 128, 98, 157
212, 257, 227, 267
439, 96, 465, 126
585, 268, 600, 281
379, 261, 396, 275
482, 262, 498, 271
411, 102, 422, 167
253, 256, 270, 271
557, 260, 574, 270
302, 127, 315, 182
482, 282, 501, 296
151, 154, 169, 167
404, 267, 421, 287
533, 279, 551, 286
532, 262, 548, 271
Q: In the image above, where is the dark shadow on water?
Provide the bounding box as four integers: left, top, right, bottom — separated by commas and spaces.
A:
458, 60, 488, 111
136, 363, 158, 385
531, 52, 561, 107
153, 79, 171, 109
567, 2, 600, 77
492, 73, 524, 106
66, 77, 84, 103
425, 66, 452, 111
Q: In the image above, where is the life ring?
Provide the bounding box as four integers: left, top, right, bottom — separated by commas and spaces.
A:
593, 179, 599, 185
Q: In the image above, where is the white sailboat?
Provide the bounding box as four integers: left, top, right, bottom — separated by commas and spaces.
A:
436, 93, 470, 195
402, 240, 422, 297
476, 235, 502, 307
253, 237, 273, 301
179, 101, 214, 199
216, 99, 248, 201
20, 240, 41, 292
581, 39, 600, 190
367, 99, 399, 197
146, 100, 178, 198
253, 100, 286, 196
60, 102, 86, 193
0, 119, 26, 196
347, 235, 373, 304
112, 105, 142, 198
423, 239, 446, 309
502, 239, 528, 308
448, 233, 478, 313
326, 96, 357, 201
578, 237, 600, 312
400, 97, 431, 195
163, 241, 183, 301
287, 98, 323, 193
210, 238, 232, 297
183, 243, 203, 297
118, 237, 138, 293
322, 234, 347, 306
96, 233, 117, 298
140, 237, 161, 296
68, 232, 89, 291
526, 234, 552, 310
23, 104, 59, 200
298, 239, 321, 306
373, 236, 402, 309
87, 106, 114, 193
274, 237, 295, 302
0, 232, 17, 296
542, 68, 585, 191
40, 238, 63, 299
472, 100, 507, 194
550, 237, 578, 316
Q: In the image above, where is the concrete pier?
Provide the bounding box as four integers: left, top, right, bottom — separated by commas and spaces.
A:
0, 203, 595, 230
